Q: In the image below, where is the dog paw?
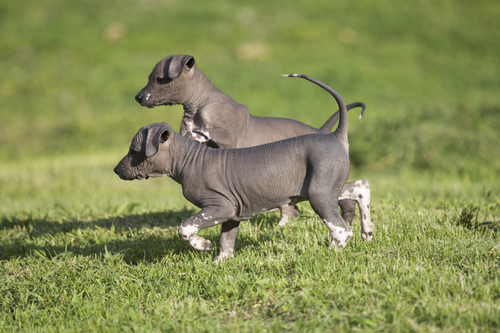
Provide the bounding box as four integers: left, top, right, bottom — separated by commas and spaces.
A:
189, 236, 213, 251
213, 252, 234, 264
277, 215, 289, 227
329, 239, 342, 251
361, 222, 375, 242
328, 237, 350, 251
361, 229, 374, 242
328, 227, 353, 251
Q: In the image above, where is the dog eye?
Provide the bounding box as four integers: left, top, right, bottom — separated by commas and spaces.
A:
156, 77, 163, 83
130, 148, 139, 156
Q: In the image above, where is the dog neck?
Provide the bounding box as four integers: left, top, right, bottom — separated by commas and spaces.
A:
167, 133, 210, 184
181, 70, 235, 118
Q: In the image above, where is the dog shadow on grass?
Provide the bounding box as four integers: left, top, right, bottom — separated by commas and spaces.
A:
0, 207, 279, 264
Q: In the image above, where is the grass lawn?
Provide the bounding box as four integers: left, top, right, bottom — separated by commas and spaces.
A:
1, 168, 499, 331
1, 0, 500, 331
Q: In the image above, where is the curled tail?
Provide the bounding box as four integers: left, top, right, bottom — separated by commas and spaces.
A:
319, 102, 365, 134
284, 74, 349, 151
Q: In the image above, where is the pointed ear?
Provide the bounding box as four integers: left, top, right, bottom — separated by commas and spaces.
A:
167, 55, 195, 80
145, 124, 172, 157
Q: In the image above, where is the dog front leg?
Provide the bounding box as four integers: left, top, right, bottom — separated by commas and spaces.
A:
185, 127, 237, 149
178, 206, 235, 252
214, 220, 240, 264
184, 129, 210, 144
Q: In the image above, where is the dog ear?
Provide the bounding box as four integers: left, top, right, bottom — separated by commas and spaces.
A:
145, 127, 159, 158
167, 55, 195, 80
145, 124, 172, 157
159, 128, 170, 143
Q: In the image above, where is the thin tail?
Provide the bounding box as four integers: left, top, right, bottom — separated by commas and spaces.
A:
284, 74, 349, 150
319, 102, 366, 134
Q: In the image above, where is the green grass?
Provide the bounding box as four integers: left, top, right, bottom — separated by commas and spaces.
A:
1, 0, 500, 331
1, 196, 500, 332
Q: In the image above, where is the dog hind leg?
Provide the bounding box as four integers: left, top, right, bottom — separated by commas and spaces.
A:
339, 180, 374, 242
338, 199, 356, 225
308, 192, 353, 251
214, 220, 240, 263
278, 204, 301, 226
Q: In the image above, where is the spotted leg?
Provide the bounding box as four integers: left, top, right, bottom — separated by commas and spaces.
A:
318, 206, 353, 251
339, 180, 374, 242
178, 205, 236, 252
308, 189, 353, 251
181, 122, 237, 149
277, 181, 366, 227
183, 130, 211, 145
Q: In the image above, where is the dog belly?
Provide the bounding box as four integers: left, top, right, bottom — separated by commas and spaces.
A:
234, 196, 305, 221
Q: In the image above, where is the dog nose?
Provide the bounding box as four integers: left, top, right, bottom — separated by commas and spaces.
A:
135, 93, 142, 103
114, 166, 120, 175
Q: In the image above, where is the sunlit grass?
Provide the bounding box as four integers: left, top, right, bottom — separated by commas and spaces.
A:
1, 192, 499, 332
1, 0, 500, 331
1, 152, 499, 331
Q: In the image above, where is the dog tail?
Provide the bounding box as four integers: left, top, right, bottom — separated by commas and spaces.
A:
318, 102, 365, 134
284, 74, 349, 150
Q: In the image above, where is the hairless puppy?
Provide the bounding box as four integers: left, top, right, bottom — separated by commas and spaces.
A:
135, 55, 370, 226
116, 75, 374, 262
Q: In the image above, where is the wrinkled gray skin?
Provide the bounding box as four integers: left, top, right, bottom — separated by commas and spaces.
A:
114, 123, 374, 263
134, 55, 368, 226
117, 75, 375, 263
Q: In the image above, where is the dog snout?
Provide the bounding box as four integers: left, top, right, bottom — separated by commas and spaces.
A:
135, 92, 143, 103
114, 165, 120, 175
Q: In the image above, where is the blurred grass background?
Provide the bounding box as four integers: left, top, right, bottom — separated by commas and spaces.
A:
1, 0, 499, 215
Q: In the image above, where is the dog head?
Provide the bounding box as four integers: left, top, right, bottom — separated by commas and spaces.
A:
135, 55, 196, 108
114, 122, 176, 181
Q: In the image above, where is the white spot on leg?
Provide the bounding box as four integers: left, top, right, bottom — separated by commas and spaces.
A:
323, 220, 353, 251
185, 120, 194, 131
178, 224, 199, 240
189, 236, 213, 251
201, 213, 212, 220
178, 223, 212, 251
195, 130, 211, 143
339, 180, 374, 242
277, 214, 289, 227
339, 180, 366, 201
183, 128, 211, 144
181, 120, 195, 136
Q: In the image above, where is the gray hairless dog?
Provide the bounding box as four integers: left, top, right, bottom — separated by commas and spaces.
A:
135, 55, 369, 226
117, 74, 374, 263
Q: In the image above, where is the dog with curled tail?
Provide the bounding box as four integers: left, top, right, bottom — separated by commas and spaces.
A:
135, 55, 371, 227
117, 74, 375, 262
